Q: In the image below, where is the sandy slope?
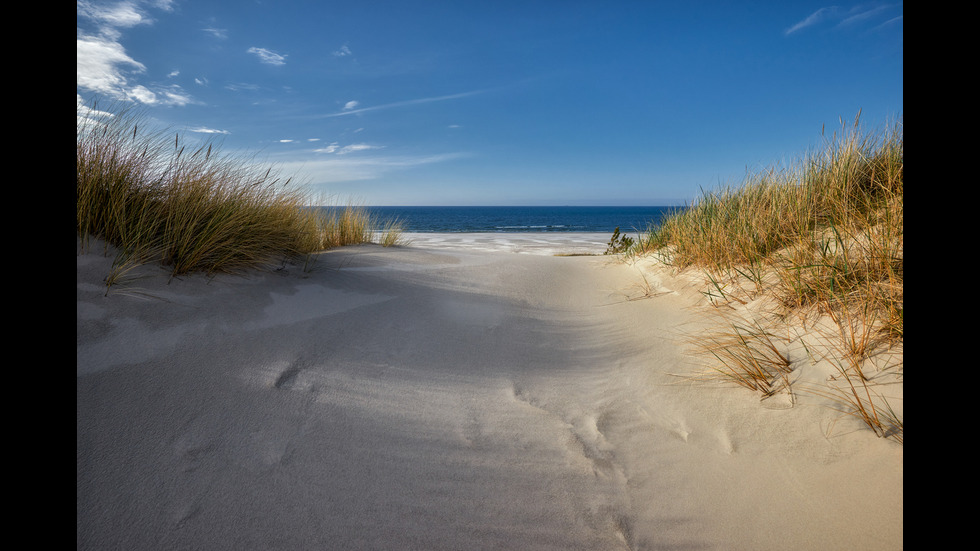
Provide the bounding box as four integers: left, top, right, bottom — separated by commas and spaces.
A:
77, 239, 902, 550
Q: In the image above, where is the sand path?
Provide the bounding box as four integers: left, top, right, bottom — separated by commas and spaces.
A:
77, 242, 902, 550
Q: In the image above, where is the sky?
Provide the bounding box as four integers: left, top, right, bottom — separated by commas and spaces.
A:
77, 1, 903, 206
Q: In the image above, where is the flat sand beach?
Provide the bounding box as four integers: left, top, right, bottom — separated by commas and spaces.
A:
396, 232, 614, 256
77, 235, 902, 550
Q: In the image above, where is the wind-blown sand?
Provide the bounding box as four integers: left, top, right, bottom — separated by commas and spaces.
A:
77, 234, 902, 550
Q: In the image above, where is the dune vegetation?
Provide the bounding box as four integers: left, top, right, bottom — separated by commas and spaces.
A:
77, 102, 403, 288
630, 113, 903, 442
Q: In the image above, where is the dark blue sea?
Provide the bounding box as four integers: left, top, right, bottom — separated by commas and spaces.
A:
350, 206, 683, 233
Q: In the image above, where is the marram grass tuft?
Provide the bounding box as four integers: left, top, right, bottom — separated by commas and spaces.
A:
77, 101, 403, 282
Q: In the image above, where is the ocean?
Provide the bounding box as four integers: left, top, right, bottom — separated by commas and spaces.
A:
347, 206, 683, 234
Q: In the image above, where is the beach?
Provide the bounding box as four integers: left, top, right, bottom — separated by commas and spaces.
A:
398, 232, 614, 255
77, 235, 902, 550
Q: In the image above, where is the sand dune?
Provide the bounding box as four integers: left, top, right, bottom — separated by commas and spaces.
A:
77, 237, 902, 550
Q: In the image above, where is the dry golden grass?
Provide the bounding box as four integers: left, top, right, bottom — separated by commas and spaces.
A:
77, 101, 402, 287
691, 318, 794, 397
633, 113, 903, 442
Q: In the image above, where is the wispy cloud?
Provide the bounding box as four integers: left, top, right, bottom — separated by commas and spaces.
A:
317, 91, 484, 118
873, 15, 903, 30
784, 4, 902, 36
785, 6, 838, 35
333, 43, 353, 57
137, 84, 192, 105
273, 152, 470, 184
839, 4, 892, 27
247, 47, 287, 65
336, 144, 384, 154
202, 26, 227, 39
77, 93, 115, 127
313, 143, 385, 155
188, 126, 231, 135
225, 82, 260, 92
343, 100, 360, 110
76, 0, 151, 35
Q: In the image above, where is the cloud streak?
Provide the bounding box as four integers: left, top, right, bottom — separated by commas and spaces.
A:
188, 126, 231, 135
785, 6, 838, 35
316, 91, 484, 118
314, 143, 385, 155
273, 152, 470, 184
784, 4, 902, 36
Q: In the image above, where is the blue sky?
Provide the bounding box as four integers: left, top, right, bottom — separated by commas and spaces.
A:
77, 1, 903, 206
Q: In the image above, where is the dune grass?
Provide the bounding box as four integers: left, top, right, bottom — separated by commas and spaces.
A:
693, 318, 794, 398
77, 102, 402, 286
631, 113, 903, 441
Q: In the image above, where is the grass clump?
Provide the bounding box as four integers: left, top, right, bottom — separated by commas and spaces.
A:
637, 113, 902, 324
313, 204, 406, 250
604, 227, 635, 255
77, 101, 402, 285
632, 113, 902, 442
693, 318, 794, 398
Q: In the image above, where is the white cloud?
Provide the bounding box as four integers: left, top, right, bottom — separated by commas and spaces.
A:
188, 126, 230, 135
77, 93, 115, 129
247, 47, 287, 65
77, 93, 111, 117
76, 1, 192, 106
785, 6, 838, 35
318, 90, 484, 118
785, 4, 902, 35
344, 100, 359, 110
333, 44, 353, 57
202, 26, 227, 39
76, 34, 146, 95
313, 142, 384, 155
159, 87, 193, 105
76, 0, 149, 34
225, 82, 259, 92
337, 144, 383, 155
839, 5, 891, 27
126, 85, 158, 103
273, 152, 469, 183
114, 83, 192, 106
151, 0, 176, 10
874, 15, 903, 30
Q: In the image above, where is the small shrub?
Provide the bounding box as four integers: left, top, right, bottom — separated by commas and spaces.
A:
604, 227, 635, 255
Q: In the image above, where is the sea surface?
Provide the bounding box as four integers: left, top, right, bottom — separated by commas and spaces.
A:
345, 206, 683, 234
